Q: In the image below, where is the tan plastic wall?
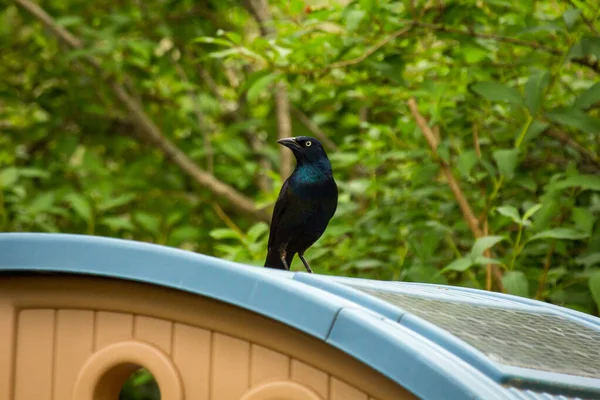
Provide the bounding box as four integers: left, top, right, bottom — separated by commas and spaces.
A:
0, 276, 416, 400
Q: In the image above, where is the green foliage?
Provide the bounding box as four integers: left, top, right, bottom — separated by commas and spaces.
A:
2, 5, 600, 390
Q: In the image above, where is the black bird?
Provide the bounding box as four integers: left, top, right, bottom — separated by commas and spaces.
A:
264, 136, 338, 273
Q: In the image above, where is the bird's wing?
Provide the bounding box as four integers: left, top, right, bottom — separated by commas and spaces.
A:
267, 178, 292, 250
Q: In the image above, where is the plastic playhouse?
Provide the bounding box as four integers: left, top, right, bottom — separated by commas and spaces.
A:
0, 233, 599, 400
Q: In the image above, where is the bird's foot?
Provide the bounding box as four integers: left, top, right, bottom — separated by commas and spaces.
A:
299, 254, 313, 273
280, 251, 290, 270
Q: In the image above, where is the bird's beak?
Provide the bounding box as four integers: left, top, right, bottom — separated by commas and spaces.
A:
277, 137, 301, 150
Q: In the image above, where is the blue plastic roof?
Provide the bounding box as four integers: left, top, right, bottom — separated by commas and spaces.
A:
0, 233, 599, 400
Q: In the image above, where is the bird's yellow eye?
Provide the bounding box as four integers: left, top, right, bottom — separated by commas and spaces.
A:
305, 141, 312, 147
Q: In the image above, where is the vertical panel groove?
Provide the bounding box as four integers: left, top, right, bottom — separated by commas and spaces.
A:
170, 320, 175, 357
15, 309, 55, 400
133, 314, 138, 338
8, 309, 19, 400
53, 310, 94, 400
134, 315, 172, 353
9, 307, 18, 400
92, 310, 97, 351
211, 333, 250, 399
50, 309, 58, 400
172, 323, 211, 399
208, 331, 213, 400
291, 360, 328, 398
248, 343, 253, 388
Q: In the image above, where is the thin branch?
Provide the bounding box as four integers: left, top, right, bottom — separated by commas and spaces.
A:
275, 82, 293, 178
479, 184, 505, 288
243, 0, 274, 36
284, 17, 598, 76
566, 0, 599, 36
291, 107, 338, 151
405, 20, 560, 53
545, 128, 600, 168
300, 18, 598, 75
473, 123, 481, 158
473, 123, 504, 291
14, 0, 269, 222
483, 219, 493, 291
536, 241, 556, 300
212, 202, 245, 238
403, 20, 600, 73
409, 99, 506, 291
408, 98, 482, 237
475, 123, 493, 291
191, 59, 272, 192
325, 26, 413, 71
196, 65, 225, 104
242, 0, 294, 179
174, 62, 214, 174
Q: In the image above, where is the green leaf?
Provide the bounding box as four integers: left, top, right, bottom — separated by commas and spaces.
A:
97, 193, 136, 213
246, 222, 269, 242
27, 192, 56, 215
470, 235, 506, 257
359, 0, 375, 12
471, 82, 523, 105
532, 200, 560, 230
100, 216, 134, 231
492, 149, 519, 179
546, 267, 568, 285
134, 212, 161, 234
546, 108, 600, 134
574, 82, 600, 110
208, 47, 266, 64
64, 193, 93, 222
521, 120, 548, 143
345, 9, 366, 32
581, 35, 600, 59
522, 203, 542, 221
503, 271, 529, 297
17, 168, 50, 179
224, 31, 242, 45
329, 152, 361, 167
192, 36, 234, 47
131, 369, 154, 385
517, 23, 564, 36
246, 72, 279, 102
473, 256, 505, 267
530, 228, 589, 241
524, 70, 549, 115
572, 207, 595, 235
566, 39, 585, 61
169, 225, 202, 244
440, 257, 473, 273
209, 228, 241, 240
553, 175, 600, 191
562, 8, 581, 29
589, 271, 600, 311
496, 205, 521, 224
456, 150, 478, 178
0, 168, 18, 189
353, 259, 385, 269
55, 16, 83, 28
576, 253, 600, 267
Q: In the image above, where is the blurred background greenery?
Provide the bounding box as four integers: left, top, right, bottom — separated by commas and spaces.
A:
2, 0, 600, 397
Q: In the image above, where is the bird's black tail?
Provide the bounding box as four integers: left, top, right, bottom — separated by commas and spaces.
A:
264, 249, 290, 270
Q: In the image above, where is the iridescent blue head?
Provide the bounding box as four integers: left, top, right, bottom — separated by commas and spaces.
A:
277, 136, 333, 182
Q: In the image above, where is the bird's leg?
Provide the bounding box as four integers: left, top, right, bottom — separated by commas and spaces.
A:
280, 250, 290, 270
298, 253, 313, 273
